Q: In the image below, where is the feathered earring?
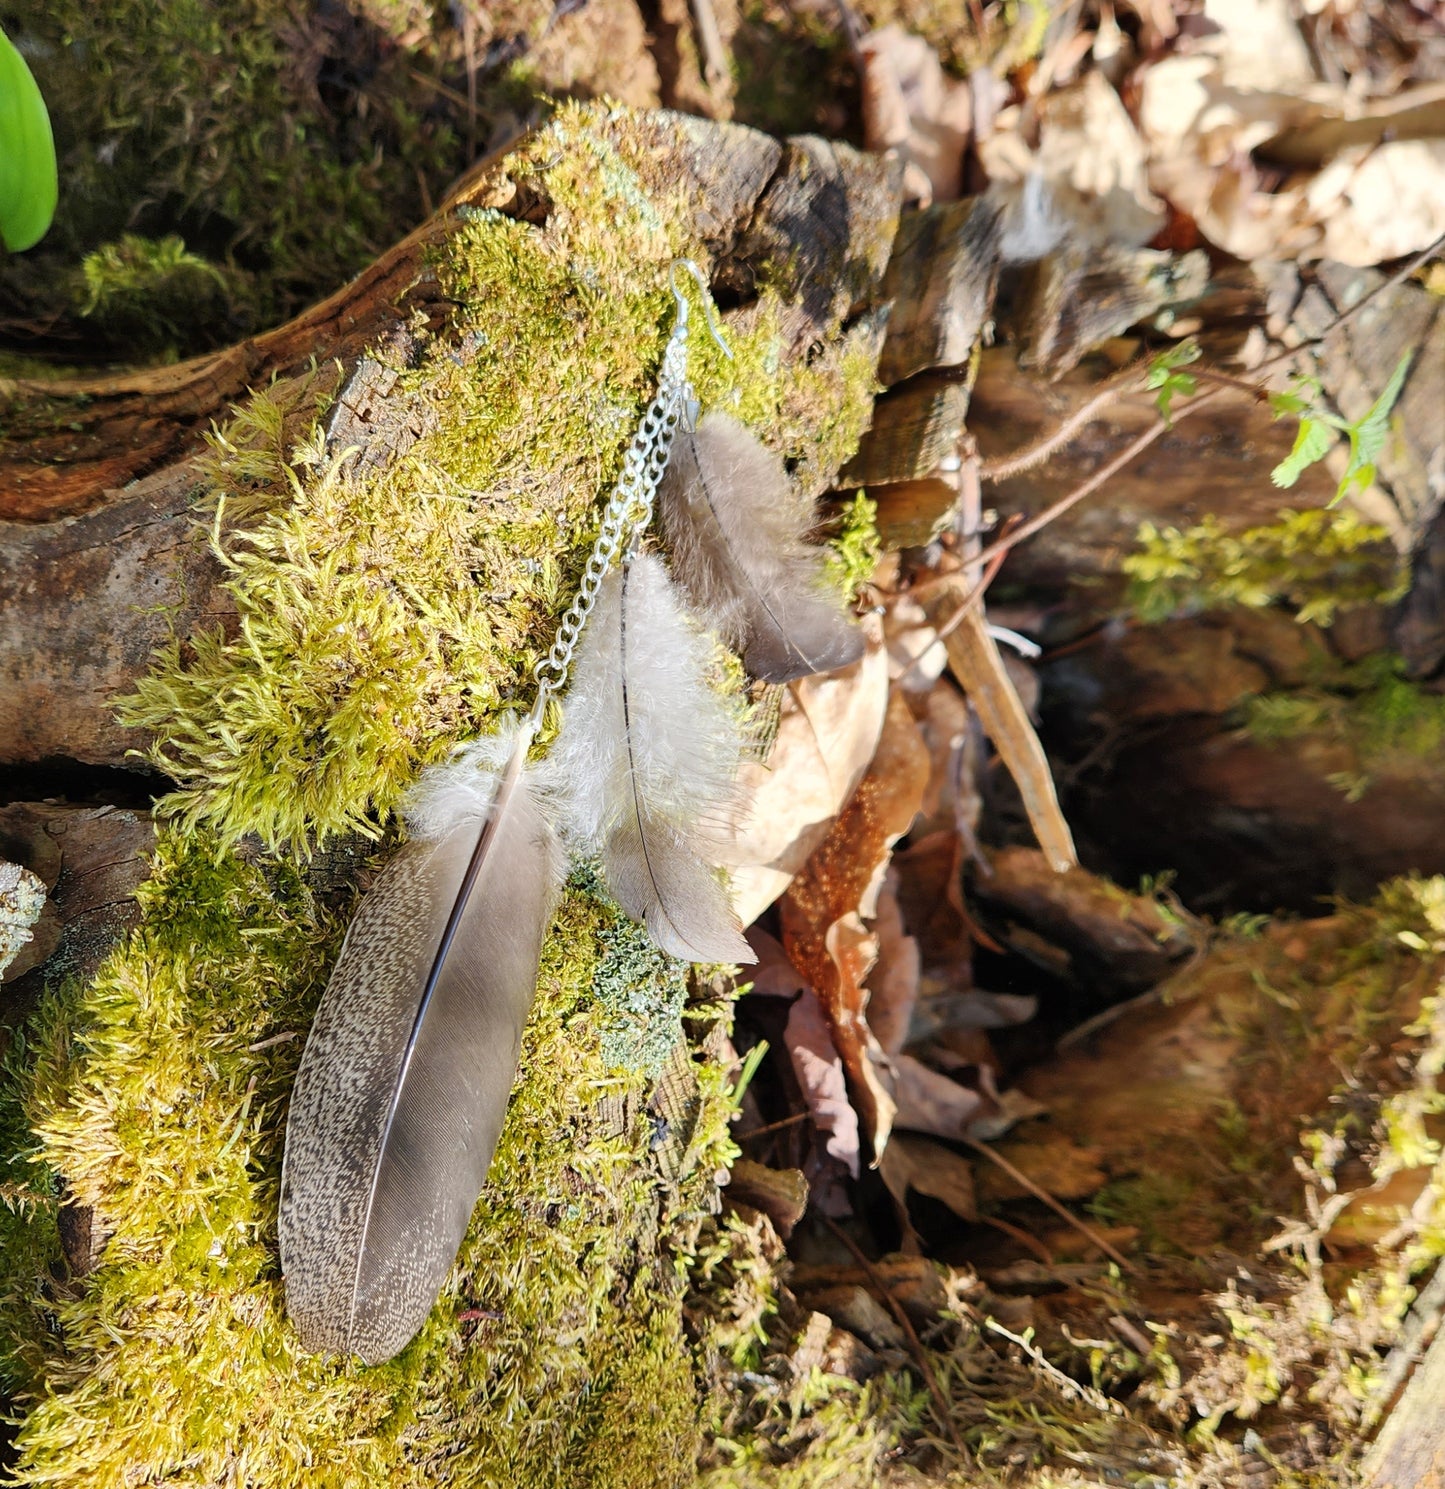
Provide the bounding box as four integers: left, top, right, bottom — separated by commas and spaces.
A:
279, 260, 753, 1365
659, 412, 864, 682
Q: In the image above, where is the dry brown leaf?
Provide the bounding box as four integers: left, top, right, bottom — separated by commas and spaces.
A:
864, 871, 920, 1058
859, 24, 972, 206
730, 614, 889, 925
1137, 18, 1445, 267
879, 1132, 978, 1222
1034, 72, 1166, 248
782, 976, 862, 1185
936, 598, 1076, 873
781, 689, 931, 1152
745, 924, 808, 999
890, 1053, 987, 1141
979, 72, 1164, 250
1308, 141, 1445, 265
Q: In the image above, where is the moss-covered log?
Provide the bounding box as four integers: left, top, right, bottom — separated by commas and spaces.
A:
0, 103, 901, 1487
0, 109, 894, 774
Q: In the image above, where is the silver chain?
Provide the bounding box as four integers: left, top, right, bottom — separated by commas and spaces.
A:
526, 260, 730, 726
530, 325, 691, 718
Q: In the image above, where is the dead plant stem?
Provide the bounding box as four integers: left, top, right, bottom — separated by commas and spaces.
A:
958, 1135, 1138, 1273
821, 1215, 971, 1458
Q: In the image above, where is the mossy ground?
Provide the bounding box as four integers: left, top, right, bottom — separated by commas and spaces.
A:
1, 0, 477, 359
1122, 509, 1404, 628
690, 880, 1445, 1488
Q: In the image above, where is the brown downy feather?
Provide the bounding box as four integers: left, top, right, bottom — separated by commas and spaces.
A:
659, 412, 865, 682
279, 718, 561, 1363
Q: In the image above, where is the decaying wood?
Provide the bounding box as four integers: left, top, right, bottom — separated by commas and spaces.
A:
874, 197, 1000, 387
0, 112, 898, 772
1007, 243, 1209, 378
1264, 259, 1445, 545
935, 600, 1076, 874
0, 803, 153, 1011
843, 375, 970, 546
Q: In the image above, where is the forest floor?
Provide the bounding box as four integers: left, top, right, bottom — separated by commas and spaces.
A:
2, 1, 1445, 1486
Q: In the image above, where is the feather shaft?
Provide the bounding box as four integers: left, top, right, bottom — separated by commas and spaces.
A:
280, 719, 561, 1363
660, 413, 865, 682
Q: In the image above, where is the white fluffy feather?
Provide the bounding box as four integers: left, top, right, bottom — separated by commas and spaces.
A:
549, 550, 755, 964
402, 715, 535, 841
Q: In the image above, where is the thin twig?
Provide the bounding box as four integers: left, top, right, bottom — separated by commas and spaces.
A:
969, 229, 1445, 564
1187, 365, 1269, 398
689, 0, 730, 87
929, 517, 1020, 642
821, 1215, 971, 1458
247, 1031, 299, 1052
966, 399, 1219, 575
736, 1110, 811, 1142
958, 1134, 1138, 1274
979, 364, 1145, 484
980, 1213, 1057, 1267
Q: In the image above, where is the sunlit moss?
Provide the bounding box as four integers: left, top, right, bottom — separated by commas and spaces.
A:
117, 103, 882, 854
1123, 509, 1404, 626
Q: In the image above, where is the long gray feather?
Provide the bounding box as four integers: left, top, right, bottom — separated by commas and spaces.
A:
279, 718, 562, 1364
549, 550, 756, 966
659, 412, 865, 682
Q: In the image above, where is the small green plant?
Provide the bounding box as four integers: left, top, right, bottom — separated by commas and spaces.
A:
1270, 352, 1413, 504
1146, 338, 1201, 426
1123, 509, 1403, 625
0, 24, 57, 252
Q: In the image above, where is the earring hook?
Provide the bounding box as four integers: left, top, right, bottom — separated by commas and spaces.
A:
670, 258, 732, 360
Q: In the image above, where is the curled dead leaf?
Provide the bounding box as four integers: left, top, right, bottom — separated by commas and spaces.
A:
781, 689, 931, 1152
782, 976, 862, 1185
933, 597, 1076, 873
730, 614, 889, 925
859, 24, 973, 206
889, 1052, 987, 1142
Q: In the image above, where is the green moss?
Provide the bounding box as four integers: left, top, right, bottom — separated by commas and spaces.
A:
1123, 510, 1405, 626
825, 492, 882, 601
75, 234, 241, 359
117, 104, 881, 853
2, 0, 470, 357
1242, 654, 1445, 797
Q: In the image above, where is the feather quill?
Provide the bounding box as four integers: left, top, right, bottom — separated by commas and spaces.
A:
550, 550, 756, 965
279, 717, 562, 1363
659, 412, 865, 682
